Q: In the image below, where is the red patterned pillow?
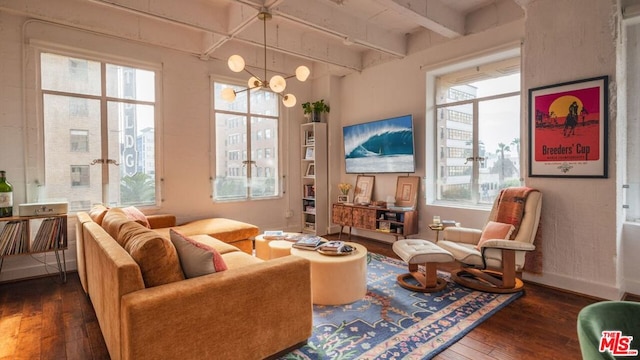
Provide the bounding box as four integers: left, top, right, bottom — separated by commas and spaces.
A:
476, 221, 515, 250
169, 229, 228, 278
122, 206, 150, 228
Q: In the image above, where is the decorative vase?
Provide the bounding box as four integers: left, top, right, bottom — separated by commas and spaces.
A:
312, 110, 321, 122
338, 194, 348, 203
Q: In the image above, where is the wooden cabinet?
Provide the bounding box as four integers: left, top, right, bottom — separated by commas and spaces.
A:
332, 203, 418, 240
301, 123, 328, 235
0, 214, 68, 282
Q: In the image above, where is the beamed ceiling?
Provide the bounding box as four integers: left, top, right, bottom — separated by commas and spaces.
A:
1, 0, 527, 77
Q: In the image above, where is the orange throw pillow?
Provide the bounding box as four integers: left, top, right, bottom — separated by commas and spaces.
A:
122, 206, 151, 228
476, 221, 515, 250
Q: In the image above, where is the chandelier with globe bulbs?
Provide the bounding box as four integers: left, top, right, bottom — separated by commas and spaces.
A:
221, 10, 310, 108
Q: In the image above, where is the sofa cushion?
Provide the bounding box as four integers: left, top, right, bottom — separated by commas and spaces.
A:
170, 230, 228, 278
102, 208, 133, 241
476, 221, 516, 250
182, 234, 241, 255
120, 224, 185, 287
122, 206, 151, 228
88, 204, 109, 225
171, 218, 259, 243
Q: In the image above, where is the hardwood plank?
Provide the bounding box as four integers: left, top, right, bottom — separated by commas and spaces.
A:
0, 234, 604, 360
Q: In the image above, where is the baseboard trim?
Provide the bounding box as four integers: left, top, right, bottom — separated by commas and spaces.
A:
0, 258, 77, 283
523, 271, 622, 300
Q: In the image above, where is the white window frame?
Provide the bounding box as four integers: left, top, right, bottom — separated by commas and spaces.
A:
29, 45, 163, 211
211, 80, 281, 202
425, 47, 522, 209
624, 14, 640, 222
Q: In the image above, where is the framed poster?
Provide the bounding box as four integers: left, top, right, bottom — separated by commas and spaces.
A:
395, 176, 419, 208
354, 175, 374, 204
528, 76, 608, 178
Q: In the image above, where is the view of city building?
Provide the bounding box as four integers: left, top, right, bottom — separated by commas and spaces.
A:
435, 58, 521, 205
40, 52, 156, 211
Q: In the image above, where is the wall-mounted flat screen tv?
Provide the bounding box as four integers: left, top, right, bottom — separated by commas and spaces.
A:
343, 114, 416, 174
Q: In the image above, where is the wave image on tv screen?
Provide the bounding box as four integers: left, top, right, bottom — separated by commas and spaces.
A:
343, 114, 415, 173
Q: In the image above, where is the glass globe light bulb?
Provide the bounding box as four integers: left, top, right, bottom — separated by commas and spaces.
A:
282, 94, 297, 108
295, 66, 310, 82
269, 75, 286, 93
227, 55, 245, 73
248, 76, 261, 89
221, 87, 236, 102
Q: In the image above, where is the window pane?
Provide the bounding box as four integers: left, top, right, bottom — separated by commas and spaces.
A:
106, 64, 155, 102
251, 117, 278, 198
434, 56, 520, 206
213, 83, 247, 113
250, 89, 279, 116
71, 165, 90, 186
436, 57, 520, 105
70, 129, 89, 152
215, 113, 248, 200
478, 95, 521, 203
41, 53, 101, 96
436, 103, 473, 202
43, 94, 102, 211
107, 102, 156, 206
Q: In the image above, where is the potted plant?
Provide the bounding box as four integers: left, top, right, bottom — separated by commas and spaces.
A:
301, 99, 330, 122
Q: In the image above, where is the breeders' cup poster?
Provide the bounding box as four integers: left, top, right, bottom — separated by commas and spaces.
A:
528, 76, 608, 178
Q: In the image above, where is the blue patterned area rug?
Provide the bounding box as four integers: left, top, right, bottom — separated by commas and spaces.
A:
279, 253, 522, 360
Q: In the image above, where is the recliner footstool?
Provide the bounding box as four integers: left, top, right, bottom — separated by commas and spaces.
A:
392, 239, 454, 292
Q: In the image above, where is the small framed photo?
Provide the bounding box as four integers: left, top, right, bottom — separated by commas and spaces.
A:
305, 147, 314, 160
395, 176, 419, 208
354, 175, 375, 205
528, 76, 608, 178
305, 163, 315, 177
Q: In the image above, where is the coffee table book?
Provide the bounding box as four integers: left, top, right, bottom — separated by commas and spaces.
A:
289, 234, 325, 250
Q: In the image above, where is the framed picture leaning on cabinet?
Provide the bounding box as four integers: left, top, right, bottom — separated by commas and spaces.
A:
395, 176, 419, 208
354, 175, 374, 205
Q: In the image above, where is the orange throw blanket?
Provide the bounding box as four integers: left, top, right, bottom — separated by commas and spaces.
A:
491, 187, 543, 274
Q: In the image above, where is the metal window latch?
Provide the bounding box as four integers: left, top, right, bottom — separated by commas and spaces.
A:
464, 156, 486, 164
242, 160, 257, 167
90, 158, 120, 166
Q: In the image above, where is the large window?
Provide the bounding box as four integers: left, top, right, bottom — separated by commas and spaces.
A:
212, 82, 279, 201
433, 56, 521, 205
40, 52, 157, 211
625, 21, 640, 222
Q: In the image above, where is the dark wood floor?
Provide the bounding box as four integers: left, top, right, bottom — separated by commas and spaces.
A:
0, 234, 607, 360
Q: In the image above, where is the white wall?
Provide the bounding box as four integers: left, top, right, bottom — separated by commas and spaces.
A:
0, 0, 636, 299
336, 0, 630, 299
0, 12, 309, 282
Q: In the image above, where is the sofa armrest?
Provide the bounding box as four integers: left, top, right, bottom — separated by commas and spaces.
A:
442, 227, 482, 245
120, 256, 312, 360
146, 214, 176, 229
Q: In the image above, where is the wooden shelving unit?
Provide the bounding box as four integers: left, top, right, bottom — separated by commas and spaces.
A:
0, 214, 68, 282
301, 123, 328, 235
332, 203, 418, 241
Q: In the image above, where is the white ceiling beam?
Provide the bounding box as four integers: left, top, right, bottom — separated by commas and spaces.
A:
0, 0, 207, 54
231, 0, 407, 57
273, 0, 407, 57
232, 18, 363, 72
375, 0, 465, 38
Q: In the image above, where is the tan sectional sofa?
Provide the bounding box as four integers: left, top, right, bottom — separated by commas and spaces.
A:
75, 206, 312, 360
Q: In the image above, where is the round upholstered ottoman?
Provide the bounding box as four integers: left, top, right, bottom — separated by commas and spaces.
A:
392, 239, 454, 292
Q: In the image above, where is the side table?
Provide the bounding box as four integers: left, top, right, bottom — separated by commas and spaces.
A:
428, 224, 444, 242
